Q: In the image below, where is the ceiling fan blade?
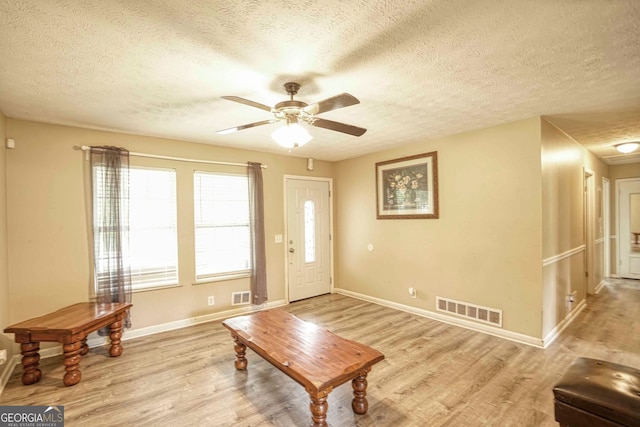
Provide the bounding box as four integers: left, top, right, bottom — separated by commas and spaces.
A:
221, 96, 273, 112
304, 93, 360, 115
216, 119, 274, 135
309, 118, 367, 136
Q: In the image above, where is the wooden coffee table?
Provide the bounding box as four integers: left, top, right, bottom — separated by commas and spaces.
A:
4, 302, 132, 386
222, 309, 385, 426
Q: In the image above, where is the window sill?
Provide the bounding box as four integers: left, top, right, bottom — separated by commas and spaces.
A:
132, 282, 182, 293
194, 272, 251, 285
90, 282, 182, 300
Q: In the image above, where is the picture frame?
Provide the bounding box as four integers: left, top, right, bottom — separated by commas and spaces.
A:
375, 151, 439, 219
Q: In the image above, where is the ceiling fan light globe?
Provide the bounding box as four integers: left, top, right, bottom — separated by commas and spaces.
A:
272, 123, 312, 148
615, 142, 639, 154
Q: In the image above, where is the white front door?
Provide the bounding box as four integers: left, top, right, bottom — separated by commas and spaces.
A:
619, 179, 640, 279
286, 178, 331, 302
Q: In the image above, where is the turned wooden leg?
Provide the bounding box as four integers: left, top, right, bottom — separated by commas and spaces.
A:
232, 335, 247, 370
309, 390, 329, 427
80, 337, 89, 356
20, 342, 42, 385
109, 319, 123, 357
352, 370, 370, 415
63, 341, 83, 386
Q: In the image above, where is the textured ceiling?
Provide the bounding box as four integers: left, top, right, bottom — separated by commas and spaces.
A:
1, 0, 639, 163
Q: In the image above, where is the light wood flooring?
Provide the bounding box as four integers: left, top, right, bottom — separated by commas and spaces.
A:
1, 278, 639, 426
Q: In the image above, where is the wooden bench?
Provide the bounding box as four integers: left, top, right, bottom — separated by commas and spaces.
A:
222, 309, 385, 427
4, 302, 132, 387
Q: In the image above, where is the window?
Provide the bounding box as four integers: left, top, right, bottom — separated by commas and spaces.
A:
128, 168, 179, 289
93, 166, 179, 291
194, 172, 250, 280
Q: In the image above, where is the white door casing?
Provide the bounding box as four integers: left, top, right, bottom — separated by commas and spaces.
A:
286, 178, 332, 302
603, 178, 610, 279
584, 169, 595, 294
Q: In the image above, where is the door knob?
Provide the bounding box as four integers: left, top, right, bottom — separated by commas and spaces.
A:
289, 248, 295, 253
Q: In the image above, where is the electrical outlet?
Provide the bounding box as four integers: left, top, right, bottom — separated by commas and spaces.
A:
207, 296, 215, 306
0, 349, 7, 365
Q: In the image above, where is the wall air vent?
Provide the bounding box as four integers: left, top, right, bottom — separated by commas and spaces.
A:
232, 291, 251, 306
436, 296, 502, 328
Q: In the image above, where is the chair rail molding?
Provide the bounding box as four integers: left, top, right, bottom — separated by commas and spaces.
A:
542, 245, 586, 267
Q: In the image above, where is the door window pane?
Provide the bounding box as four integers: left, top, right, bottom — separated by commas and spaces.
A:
304, 200, 315, 263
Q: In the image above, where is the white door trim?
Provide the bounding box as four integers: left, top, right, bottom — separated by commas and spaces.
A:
283, 175, 334, 303
603, 177, 610, 278
616, 177, 640, 279
584, 168, 595, 294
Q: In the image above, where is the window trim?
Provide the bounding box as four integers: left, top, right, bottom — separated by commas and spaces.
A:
193, 171, 251, 281
193, 271, 251, 285
93, 165, 179, 293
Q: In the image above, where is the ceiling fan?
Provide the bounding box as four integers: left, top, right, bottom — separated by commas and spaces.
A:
216, 82, 366, 147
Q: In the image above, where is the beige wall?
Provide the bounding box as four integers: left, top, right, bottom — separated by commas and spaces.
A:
541, 121, 584, 259
0, 112, 11, 363
334, 117, 544, 338
1, 114, 617, 354
610, 163, 640, 180
541, 119, 584, 338
540, 118, 608, 338
5, 119, 333, 334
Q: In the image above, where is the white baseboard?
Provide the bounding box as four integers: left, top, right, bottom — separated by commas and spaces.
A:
0, 299, 287, 396
542, 299, 587, 348
118, 299, 287, 343
334, 288, 544, 348
594, 280, 606, 294
0, 355, 20, 395
2, 291, 589, 395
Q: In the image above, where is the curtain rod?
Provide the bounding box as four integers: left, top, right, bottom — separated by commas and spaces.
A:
76, 145, 267, 168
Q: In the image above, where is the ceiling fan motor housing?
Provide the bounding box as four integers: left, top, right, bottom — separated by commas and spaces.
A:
275, 99, 308, 112
274, 100, 308, 110
274, 99, 313, 123
275, 83, 311, 121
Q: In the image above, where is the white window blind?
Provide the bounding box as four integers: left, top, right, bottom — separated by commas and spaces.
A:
94, 166, 179, 291
194, 172, 250, 280
128, 167, 179, 289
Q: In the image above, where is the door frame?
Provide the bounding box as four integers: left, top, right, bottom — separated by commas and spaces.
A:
615, 177, 640, 278
283, 175, 334, 303
584, 168, 595, 294
602, 177, 610, 279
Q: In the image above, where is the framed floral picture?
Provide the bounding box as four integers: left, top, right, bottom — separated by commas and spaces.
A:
375, 151, 439, 219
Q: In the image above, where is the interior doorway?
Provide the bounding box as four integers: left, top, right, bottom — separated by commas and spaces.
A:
584, 169, 595, 294
617, 178, 640, 279
285, 177, 333, 302
603, 178, 610, 279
